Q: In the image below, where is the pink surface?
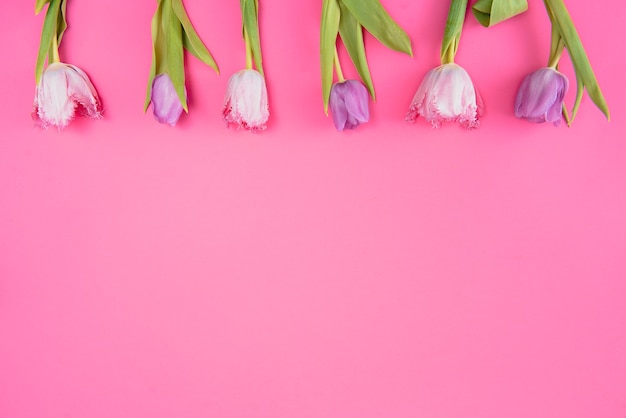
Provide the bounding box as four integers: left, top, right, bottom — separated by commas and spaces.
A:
1, 1, 625, 417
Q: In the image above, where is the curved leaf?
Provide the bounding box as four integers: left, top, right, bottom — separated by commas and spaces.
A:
172, 0, 219, 74
441, 0, 468, 64
145, 0, 165, 111
35, 0, 50, 15
241, 0, 263, 74
164, 0, 187, 112
35, 0, 60, 83
338, 2, 375, 100
544, 0, 609, 121
340, 0, 412, 56
472, 0, 527, 27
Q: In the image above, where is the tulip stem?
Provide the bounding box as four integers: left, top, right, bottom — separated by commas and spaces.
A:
50, 34, 61, 64
244, 27, 253, 70
334, 46, 345, 82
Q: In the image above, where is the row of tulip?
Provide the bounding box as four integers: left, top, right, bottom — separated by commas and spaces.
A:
32, 0, 608, 132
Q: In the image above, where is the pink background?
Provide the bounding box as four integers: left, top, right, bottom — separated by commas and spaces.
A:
1, 1, 625, 417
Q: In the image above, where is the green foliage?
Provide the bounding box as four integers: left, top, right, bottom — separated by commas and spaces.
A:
472, 0, 528, 27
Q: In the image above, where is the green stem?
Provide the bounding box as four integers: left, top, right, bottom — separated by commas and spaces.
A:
334, 45, 345, 82
440, 0, 468, 65
50, 33, 61, 63
244, 27, 253, 70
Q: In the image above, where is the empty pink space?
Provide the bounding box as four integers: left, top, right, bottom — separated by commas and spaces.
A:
1, 1, 625, 417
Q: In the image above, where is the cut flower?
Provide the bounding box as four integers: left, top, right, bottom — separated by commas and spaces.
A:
406, 63, 483, 128
223, 69, 269, 131
32, 62, 102, 129
329, 80, 369, 131
514, 67, 568, 125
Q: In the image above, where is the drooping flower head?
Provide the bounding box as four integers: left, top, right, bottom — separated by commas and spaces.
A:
144, 0, 219, 126
150, 74, 185, 126
223, 69, 269, 131
406, 63, 483, 128
329, 80, 370, 131
32, 63, 102, 129
33, 0, 101, 129
514, 67, 568, 125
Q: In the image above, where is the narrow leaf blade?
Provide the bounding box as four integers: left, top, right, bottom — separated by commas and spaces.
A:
242, 0, 263, 74
35, 0, 60, 83
171, 0, 219, 74
472, 0, 528, 27
338, 3, 375, 100
340, 0, 412, 56
320, 0, 340, 113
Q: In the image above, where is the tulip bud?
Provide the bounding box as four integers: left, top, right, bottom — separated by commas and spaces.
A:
329, 80, 370, 131
223, 69, 269, 131
150, 74, 186, 126
514, 67, 569, 125
406, 63, 483, 128
32, 62, 102, 129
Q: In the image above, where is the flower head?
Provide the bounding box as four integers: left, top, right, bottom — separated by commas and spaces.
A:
514, 67, 569, 125
150, 74, 185, 126
329, 80, 370, 131
32, 62, 102, 129
223, 69, 269, 131
406, 63, 483, 128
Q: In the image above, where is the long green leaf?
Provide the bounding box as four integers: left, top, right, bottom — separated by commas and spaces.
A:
472, 0, 527, 27
340, 0, 412, 56
172, 0, 219, 74
544, 0, 609, 121
320, 0, 340, 113
35, 0, 50, 14
338, 3, 375, 100
441, 0, 468, 64
56, 0, 67, 45
145, 0, 164, 111
164, 0, 187, 112
241, 0, 263, 74
35, 0, 60, 83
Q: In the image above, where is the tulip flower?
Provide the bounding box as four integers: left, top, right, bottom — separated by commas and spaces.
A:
406, 63, 483, 128
149, 74, 185, 126
32, 62, 102, 129
514, 67, 568, 125
223, 69, 269, 131
33, 0, 102, 129
406, 0, 483, 128
329, 80, 369, 131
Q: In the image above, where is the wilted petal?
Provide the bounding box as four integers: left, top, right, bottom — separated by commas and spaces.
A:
406, 63, 481, 128
151, 73, 185, 126
329, 80, 369, 131
223, 69, 269, 131
514, 67, 568, 125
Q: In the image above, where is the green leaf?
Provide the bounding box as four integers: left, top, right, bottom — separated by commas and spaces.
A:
320, 0, 340, 113
472, 0, 527, 27
145, 0, 164, 111
338, 2, 375, 100
56, 0, 67, 45
441, 0, 468, 64
340, 0, 412, 56
35, 0, 50, 15
544, 0, 609, 121
35, 0, 60, 83
164, 0, 187, 112
241, 0, 263, 74
172, 0, 219, 74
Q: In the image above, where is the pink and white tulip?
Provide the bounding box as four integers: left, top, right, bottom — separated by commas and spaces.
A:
514, 67, 568, 125
223, 69, 269, 131
406, 63, 483, 128
32, 62, 102, 129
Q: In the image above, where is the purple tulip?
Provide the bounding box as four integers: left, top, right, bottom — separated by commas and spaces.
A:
151, 74, 185, 126
329, 80, 370, 131
514, 67, 569, 125
406, 63, 483, 128
223, 69, 269, 131
32, 62, 102, 129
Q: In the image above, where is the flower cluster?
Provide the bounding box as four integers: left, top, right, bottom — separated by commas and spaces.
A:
31, 0, 608, 132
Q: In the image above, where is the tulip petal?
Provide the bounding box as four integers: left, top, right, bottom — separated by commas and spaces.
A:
222, 69, 269, 131
151, 73, 185, 126
328, 80, 370, 131
65, 64, 102, 119
514, 67, 568, 125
